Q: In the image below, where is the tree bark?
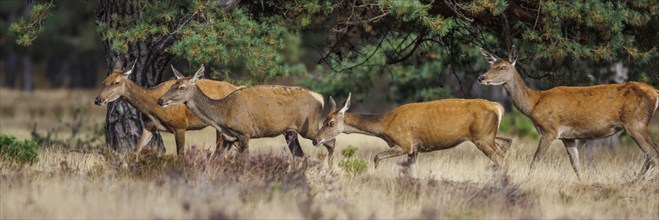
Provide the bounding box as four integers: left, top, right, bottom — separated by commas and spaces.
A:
96, 0, 172, 153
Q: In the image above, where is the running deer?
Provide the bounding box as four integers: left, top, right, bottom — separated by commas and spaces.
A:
479, 46, 659, 179
312, 93, 513, 169
157, 65, 335, 159
94, 62, 241, 155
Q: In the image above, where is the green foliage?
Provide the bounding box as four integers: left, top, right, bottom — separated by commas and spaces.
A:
171, 8, 293, 82
301, 35, 455, 102
338, 146, 368, 175
340, 146, 358, 158
498, 108, 539, 140
9, 0, 659, 102
90, 0, 312, 84
297, 0, 659, 98
0, 134, 39, 166
8, 1, 54, 46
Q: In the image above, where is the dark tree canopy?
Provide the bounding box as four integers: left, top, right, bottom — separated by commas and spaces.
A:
282, 0, 659, 101
8, 0, 658, 150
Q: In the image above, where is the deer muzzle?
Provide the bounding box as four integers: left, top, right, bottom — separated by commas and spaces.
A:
94, 97, 104, 105
312, 138, 325, 147
157, 98, 168, 107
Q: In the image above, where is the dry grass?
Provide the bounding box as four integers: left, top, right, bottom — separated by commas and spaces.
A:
2, 139, 658, 219
1, 88, 658, 219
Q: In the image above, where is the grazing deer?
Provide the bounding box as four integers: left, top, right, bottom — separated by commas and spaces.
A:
157, 65, 335, 159
312, 93, 513, 169
94, 61, 241, 155
479, 46, 659, 179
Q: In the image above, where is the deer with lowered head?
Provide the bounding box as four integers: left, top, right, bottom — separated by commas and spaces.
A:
157, 65, 335, 159
94, 61, 245, 155
312, 93, 513, 169
479, 46, 659, 179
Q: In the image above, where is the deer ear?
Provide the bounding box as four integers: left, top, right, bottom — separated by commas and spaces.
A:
191, 65, 204, 83
480, 48, 499, 64
328, 96, 337, 111
124, 60, 137, 76
171, 65, 185, 79
508, 45, 517, 66
339, 92, 351, 114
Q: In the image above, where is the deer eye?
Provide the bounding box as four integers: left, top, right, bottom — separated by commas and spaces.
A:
177, 86, 185, 90
328, 121, 335, 127
498, 66, 506, 70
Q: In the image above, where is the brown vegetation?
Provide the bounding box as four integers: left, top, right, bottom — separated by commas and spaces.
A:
1, 139, 658, 219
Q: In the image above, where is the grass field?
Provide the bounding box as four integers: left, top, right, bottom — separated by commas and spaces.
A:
1, 88, 658, 219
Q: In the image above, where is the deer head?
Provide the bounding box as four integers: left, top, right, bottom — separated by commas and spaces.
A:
158, 65, 204, 107
312, 93, 350, 146
94, 60, 137, 105
477, 45, 518, 86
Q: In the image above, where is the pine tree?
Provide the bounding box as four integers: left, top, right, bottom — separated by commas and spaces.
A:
9, 0, 658, 151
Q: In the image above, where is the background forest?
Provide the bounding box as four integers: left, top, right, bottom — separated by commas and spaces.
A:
3, 0, 658, 151
1, 1, 658, 219
3, 0, 657, 95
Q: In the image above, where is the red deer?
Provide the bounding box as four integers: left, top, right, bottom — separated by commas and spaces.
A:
94, 62, 241, 155
157, 65, 335, 159
312, 93, 512, 169
479, 45, 659, 179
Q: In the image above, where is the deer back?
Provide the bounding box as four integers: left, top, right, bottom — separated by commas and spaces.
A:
217, 85, 323, 136
381, 99, 503, 146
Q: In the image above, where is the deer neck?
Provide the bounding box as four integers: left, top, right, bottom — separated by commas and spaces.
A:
343, 113, 386, 138
123, 80, 160, 114
503, 70, 541, 116
184, 85, 227, 127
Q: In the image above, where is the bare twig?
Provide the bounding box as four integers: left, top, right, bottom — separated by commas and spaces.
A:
443, 0, 474, 22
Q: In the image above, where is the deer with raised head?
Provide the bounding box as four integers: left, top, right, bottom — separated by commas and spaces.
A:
94, 61, 244, 155
479, 46, 659, 179
312, 93, 513, 169
157, 65, 335, 159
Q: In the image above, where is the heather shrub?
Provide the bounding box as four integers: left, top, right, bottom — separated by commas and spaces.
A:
118, 146, 320, 187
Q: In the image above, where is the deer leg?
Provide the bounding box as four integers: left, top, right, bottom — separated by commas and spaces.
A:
323, 139, 336, 166
135, 128, 153, 159
373, 145, 407, 169
214, 129, 226, 155
400, 151, 418, 176
636, 159, 652, 181
473, 139, 505, 168
530, 134, 556, 173
237, 135, 250, 156
561, 139, 583, 180
174, 129, 186, 156
495, 136, 513, 156
626, 128, 659, 178
284, 131, 304, 157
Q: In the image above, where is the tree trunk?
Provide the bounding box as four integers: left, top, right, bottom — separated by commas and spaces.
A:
4, 52, 19, 88
96, 0, 173, 153
20, 56, 33, 91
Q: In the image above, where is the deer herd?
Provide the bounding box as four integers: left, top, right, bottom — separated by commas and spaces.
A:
95, 46, 659, 180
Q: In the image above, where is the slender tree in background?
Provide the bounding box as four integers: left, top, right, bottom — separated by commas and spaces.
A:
8, 0, 659, 151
